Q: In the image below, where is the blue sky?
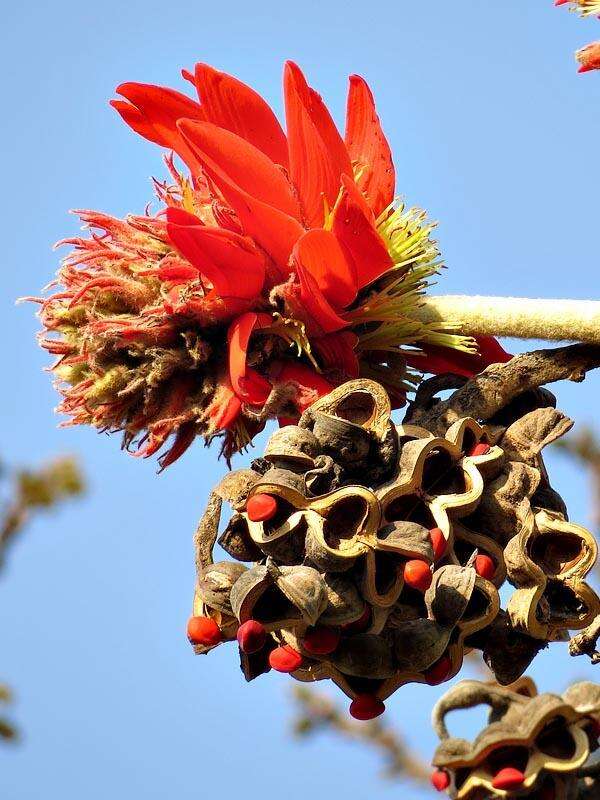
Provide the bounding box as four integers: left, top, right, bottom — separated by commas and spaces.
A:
1, 1, 599, 798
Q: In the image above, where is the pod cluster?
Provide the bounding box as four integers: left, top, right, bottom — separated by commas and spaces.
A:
187, 379, 599, 718
431, 678, 600, 799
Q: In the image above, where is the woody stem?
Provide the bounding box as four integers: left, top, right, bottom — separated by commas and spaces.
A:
416, 295, 600, 344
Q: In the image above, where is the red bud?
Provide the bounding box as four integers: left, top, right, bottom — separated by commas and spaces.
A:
492, 767, 526, 790
247, 493, 278, 522
554, 0, 570, 6
187, 616, 222, 646
468, 442, 491, 457
237, 619, 267, 653
302, 626, 341, 655
424, 654, 453, 686
430, 770, 450, 792
475, 554, 496, 580
349, 694, 385, 720
403, 559, 433, 592
430, 527, 447, 561
269, 645, 303, 673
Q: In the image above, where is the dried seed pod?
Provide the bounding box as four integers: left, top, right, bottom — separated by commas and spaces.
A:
505, 509, 599, 640
304, 454, 344, 496
196, 561, 248, 615
431, 678, 600, 799
230, 563, 327, 631
329, 633, 395, 679
218, 514, 264, 562
320, 574, 366, 626
214, 468, 261, 511
263, 425, 320, 468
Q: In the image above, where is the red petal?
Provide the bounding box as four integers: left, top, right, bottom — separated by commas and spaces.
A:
227, 312, 273, 404
296, 264, 349, 334
179, 120, 303, 274
208, 381, 243, 430
112, 83, 205, 170
405, 336, 512, 378
345, 75, 395, 217
174, 120, 300, 219
190, 63, 289, 167
166, 211, 265, 301
332, 175, 393, 289
312, 332, 360, 378
284, 61, 353, 227
273, 362, 333, 413
293, 229, 357, 308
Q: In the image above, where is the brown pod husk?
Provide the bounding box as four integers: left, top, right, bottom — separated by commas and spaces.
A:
196, 561, 248, 615
328, 633, 395, 679
320, 573, 366, 626
304, 454, 344, 496
218, 514, 264, 562
393, 618, 452, 672
263, 425, 320, 468
505, 509, 599, 640
214, 469, 261, 511
432, 678, 600, 800
230, 563, 327, 631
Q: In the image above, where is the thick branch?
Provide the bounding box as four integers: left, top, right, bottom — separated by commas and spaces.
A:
417, 296, 600, 344
411, 345, 600, 436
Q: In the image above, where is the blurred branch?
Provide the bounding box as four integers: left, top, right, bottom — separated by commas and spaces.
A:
554, 428, 600, 531
290, 686, 429, 784
0, 684, 17, 742
1, 454, 85, 743
0, 456, 85, 571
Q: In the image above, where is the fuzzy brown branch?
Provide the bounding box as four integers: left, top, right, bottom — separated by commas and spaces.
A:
569, 616, 600, 664
409, 345, 600, 436
291, 686, 429, 783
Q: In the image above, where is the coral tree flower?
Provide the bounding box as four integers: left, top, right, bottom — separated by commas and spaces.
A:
576, 41, 600, 72
33, 62, 509, 466
555, 0, 600, 16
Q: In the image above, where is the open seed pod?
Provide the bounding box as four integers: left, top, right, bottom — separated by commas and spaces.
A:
505, 509, 599, 640
230, 562, 328, 632
431, 679, 600, 799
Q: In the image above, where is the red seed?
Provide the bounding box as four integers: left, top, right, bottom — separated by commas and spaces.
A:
236, 619, 267, 654
492, 767, 526, 791
424, 654, 453, 686
341, 605, 372, 635
187, 616, 222, 647
403, 559, 433, 592
430, 770, 450, 792
430, 527, 447, 561
302, 626, 341, 655
349, 694, 385, 721
246, 493, 278, 522
468, 442, 491, 457
475, 554, 496, 580
269, 645, 303, 673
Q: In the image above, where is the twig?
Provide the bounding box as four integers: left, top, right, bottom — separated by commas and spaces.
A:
410, 345, 600, 436
569, 616, 600, 664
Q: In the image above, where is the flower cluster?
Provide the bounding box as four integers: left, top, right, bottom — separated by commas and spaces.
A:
555, 0, 600, 73
33, 62, 508, 466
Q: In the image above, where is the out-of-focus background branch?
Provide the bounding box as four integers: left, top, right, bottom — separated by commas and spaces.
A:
291, 686, 429, 784
1, 455, 84, 743
555, 428, 600, 533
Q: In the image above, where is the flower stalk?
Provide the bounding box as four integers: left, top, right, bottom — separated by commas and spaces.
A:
416, 295, 600, 344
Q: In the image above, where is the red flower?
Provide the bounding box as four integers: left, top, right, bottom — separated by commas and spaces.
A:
33, 62, 506, 465
576, 42, 600, 73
